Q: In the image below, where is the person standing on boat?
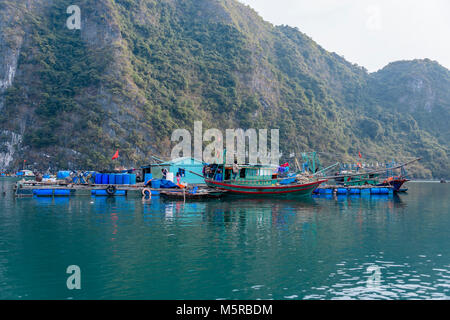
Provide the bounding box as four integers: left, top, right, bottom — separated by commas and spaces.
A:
232, 160, 240, 180
162, 168, 168, 180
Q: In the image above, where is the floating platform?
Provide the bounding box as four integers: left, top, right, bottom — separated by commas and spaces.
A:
313, 185, 394, 196
13, 180, 211, 199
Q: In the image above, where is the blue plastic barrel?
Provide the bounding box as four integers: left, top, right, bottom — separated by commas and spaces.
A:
371, 188, 380, 194
115, 174, 123, 185
151, 180, 161, 189
361, 188, 371, 194
144, 173, 153, 185
108, 174, 115, 185
349, 188, 360, 194
101, 174, 109, 185
379, 188, 390, 194
92, 189, 126, 196
123, 174, 131, 185
54, 190, 70, 196
129, 174, 136, 185
337, 188, 347, 194
34, 189, 53, 196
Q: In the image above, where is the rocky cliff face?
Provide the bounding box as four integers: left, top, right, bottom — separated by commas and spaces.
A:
0, 0, 448, 177
0, 1, 38, 168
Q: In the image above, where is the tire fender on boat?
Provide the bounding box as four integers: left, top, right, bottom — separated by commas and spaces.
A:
142, 188, 152, 198
106, 185, 117, 196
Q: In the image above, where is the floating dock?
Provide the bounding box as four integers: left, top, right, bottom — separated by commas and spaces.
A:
13, 180, 208, 198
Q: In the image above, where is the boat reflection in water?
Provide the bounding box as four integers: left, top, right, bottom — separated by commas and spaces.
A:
139, 193, 406, 231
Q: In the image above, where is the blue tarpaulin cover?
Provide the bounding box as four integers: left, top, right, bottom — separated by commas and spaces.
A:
159, 179, 180, 189
57, 171, 71, 179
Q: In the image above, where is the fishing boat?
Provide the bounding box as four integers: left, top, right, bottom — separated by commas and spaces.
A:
324, 158, 420, 193
204, 164, 326, 197
376, 176, 410, 192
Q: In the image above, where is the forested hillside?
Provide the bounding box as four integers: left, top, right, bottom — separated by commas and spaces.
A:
0, 0, 448, 178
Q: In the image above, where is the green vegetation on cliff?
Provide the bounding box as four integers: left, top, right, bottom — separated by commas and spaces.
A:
0, 0, 448, 177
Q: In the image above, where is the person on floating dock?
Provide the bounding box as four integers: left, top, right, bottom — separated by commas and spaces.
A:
35, 172, 43, 182
162, 168, 168, 180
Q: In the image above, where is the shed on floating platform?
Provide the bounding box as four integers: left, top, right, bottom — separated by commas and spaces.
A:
141, 157, 206, 185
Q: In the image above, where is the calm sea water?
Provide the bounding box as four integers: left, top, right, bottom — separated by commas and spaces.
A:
0, 178, 449, 300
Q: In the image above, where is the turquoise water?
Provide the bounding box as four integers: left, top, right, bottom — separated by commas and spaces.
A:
0, 178, 449, 300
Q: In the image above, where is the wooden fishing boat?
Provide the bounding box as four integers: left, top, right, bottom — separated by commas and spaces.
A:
376, 176, 410, 191
326, 158, 420, 192
204, 164, 326, 197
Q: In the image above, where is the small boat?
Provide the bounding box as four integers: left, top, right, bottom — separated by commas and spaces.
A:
159, 187, 227, 200
204, 164, 326, 197
440, 178, 446, 183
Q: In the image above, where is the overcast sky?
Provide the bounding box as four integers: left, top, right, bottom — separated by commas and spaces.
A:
239, 0, 450, 72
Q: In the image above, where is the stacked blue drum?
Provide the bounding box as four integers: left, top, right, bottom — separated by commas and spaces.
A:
95, 173, 137, 185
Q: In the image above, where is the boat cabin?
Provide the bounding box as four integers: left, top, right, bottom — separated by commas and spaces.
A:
204, 164, 279, 186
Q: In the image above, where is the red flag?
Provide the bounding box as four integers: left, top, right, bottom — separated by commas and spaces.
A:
358, 151, 362, 158
112, 150, 119, 160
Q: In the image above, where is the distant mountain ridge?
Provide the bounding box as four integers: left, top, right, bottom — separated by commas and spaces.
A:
0, 0, 448, 178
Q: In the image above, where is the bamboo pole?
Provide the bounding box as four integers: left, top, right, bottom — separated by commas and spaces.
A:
322, 158, 421, 180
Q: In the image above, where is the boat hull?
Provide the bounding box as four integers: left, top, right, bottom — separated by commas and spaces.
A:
376, 178, 409, 192
205, 179, 326, 197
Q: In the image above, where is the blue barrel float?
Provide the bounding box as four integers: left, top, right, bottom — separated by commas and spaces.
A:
109, 174, 116, 185
54, 189, 71, 196
129, 174, 137, 185
116, 174, 123, 185
34, 189, 54, 196
92, 190, 126, 196
123, 174, 131, 185
101, 174, 109, 185
349, 188, 361, 194
336, 188, 347, 194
